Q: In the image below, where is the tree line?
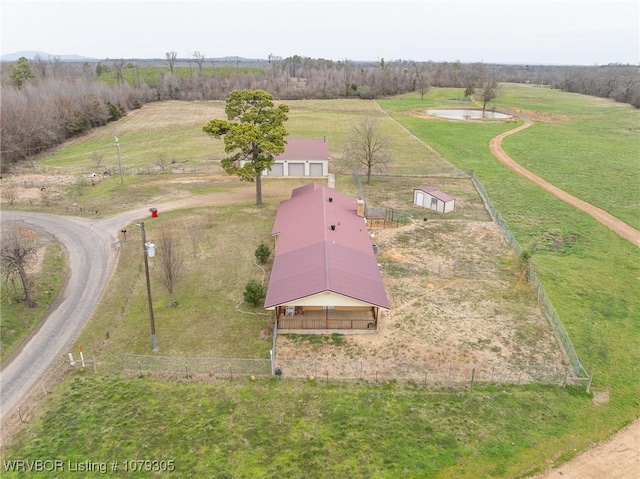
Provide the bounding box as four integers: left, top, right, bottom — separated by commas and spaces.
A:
1, 54, 637, 170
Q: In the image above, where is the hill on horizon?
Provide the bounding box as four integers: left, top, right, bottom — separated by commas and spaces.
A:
1, 51, 99, 62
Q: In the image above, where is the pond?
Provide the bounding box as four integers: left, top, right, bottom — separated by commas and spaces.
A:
426, 109, 512, 120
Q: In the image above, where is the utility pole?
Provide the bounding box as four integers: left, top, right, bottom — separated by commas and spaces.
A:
138, 222, 158, 351
115, 135, 124, 187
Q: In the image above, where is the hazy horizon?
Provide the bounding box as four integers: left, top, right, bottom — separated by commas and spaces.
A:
2, 0, 638, 66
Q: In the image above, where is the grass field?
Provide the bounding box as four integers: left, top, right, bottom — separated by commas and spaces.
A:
2, 85, 639, 478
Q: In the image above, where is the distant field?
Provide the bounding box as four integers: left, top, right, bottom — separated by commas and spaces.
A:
2, 85, 639, 478
382, 84, 640, 229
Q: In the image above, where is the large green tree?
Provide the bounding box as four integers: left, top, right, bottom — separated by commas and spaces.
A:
202, 90, 289, 206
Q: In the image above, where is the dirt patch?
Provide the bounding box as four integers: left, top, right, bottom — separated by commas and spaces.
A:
0, 174, 79, 205
505, 108, 571, 123
277, 219, 566, 370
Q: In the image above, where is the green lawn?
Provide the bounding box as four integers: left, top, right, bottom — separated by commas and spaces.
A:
5, 376, 591, 479
2, 86, 639, 478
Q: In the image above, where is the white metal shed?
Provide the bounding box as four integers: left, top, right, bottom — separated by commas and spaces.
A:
413, 186, 455, 213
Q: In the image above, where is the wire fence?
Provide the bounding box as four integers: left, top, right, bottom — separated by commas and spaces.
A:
470, 171, 590, 382
120, 354, 272, 379
114, 352, 591, 390
354, 170, 410, 226
1, 357, 74, 445
272, 358, 588, 388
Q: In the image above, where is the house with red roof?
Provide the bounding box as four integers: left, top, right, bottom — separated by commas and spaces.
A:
262, 138, 329, 177
264, 183, 389, 331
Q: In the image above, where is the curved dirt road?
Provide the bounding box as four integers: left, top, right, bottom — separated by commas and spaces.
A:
534, 419, 639, 479
0, 186, 255, 422
489, 120, 640, 248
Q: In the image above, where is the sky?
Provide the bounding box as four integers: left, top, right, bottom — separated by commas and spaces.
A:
1, 0, 638, 65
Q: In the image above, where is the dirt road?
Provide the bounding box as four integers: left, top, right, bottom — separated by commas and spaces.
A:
489, 119, 640, 248
489, 120, 640, 477
533, 419, 639, 479
0, 185, 257, 423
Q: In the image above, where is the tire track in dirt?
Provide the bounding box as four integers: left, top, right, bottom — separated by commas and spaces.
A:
489, 119, 640, 248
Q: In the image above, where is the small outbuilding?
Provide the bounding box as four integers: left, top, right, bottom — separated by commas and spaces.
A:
413, 186, 455, 214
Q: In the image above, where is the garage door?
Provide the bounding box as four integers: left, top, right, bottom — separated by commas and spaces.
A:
309, 163, 324, 177
288, 163, 305, 176
268, 163, 284, 176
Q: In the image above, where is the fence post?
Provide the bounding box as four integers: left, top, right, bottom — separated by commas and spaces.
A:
562, 369, 568, 387
93, 353, 97, 373
586, 374, 593, 393
270, 350, 274, 375
40, 381, 47, 396
470, 368, 475, 389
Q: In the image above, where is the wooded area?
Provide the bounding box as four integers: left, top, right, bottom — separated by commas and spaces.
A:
1, 55, 637, 171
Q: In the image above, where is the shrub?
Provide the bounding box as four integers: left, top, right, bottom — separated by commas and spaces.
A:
254, 242, 271, 263
243, 279, 265, 306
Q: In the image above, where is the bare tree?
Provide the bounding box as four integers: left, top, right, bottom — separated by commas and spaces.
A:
155, 230, 184, 294
2, 183, 19, 205
187, 224, 203, 259
155, 154, 168, 172
345, 117, 391, 184
49, 55, 63, 79
1, 223, 38, 307
91, 152, 104, 171
32, 54, 49, 80
193, 51, 205, 74
166, 51, 178, 74
112, 59, 127, 85
412, 62, 430, 99
479, 75, 499, 111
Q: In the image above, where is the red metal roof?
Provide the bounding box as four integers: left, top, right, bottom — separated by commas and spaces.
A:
276, 138, 328, 161
264, 183, 389, 309
414, 186, 455, 203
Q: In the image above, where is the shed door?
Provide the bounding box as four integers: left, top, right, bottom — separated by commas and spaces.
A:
309, 163, 323, 177
430, 197, 438, 210
288, 163, 305, 176
416, 191, 425, 207
269, 163, 284, 176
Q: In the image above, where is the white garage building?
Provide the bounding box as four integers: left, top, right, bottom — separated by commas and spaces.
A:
413, 186, 456, 213
262, 138, 329, 177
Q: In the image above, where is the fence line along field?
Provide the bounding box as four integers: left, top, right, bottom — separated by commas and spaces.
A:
276, 175, 569, 381
276, 220, 567, 372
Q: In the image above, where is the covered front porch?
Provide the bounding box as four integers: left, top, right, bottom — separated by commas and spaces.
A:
275, 306, 379, 331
